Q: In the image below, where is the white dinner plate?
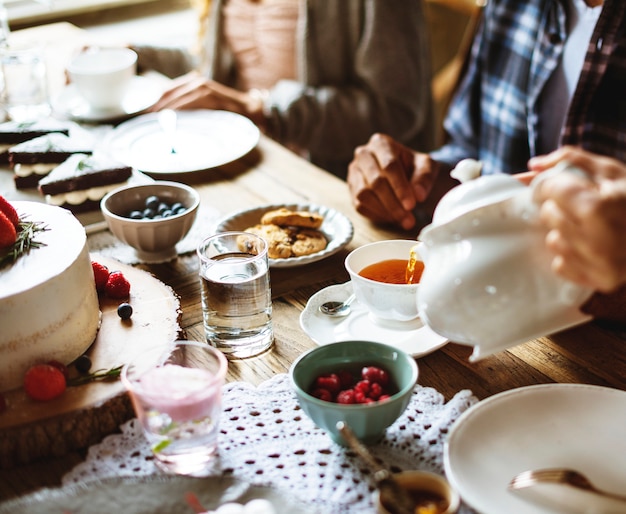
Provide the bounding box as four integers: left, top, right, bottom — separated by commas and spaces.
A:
52, 76, 163, 123
103, 109, 260, 173
444, 383, 626, 514
214, 202, 354, 268
0, 475, 311, 513
300, 282, 448, 357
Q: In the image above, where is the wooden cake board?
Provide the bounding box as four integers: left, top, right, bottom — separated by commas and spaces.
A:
0, 255, 183, 469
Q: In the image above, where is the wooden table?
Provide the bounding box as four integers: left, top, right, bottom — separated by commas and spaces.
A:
2, 22, 626, 504
3, 132, 626, 501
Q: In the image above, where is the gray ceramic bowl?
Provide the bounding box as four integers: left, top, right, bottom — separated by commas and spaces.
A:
100, 181, 199, 262
289, 340, 418, 445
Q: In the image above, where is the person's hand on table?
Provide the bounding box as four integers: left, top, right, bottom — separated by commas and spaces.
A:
528, 146, 626, 293
149, 71, 266, 127
347, 133, 444, 231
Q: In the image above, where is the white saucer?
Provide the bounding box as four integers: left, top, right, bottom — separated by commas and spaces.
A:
52, 76, 163, 123
300, 282, 448, 357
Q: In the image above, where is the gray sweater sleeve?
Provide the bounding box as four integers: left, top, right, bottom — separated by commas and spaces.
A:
264, 1, 435, 169
129, 44, 198, 79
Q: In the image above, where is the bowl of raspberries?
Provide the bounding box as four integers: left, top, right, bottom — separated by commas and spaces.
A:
289, 340, 418, 445
101, 181, 200, 263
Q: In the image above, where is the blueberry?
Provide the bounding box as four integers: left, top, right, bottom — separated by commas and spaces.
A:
143, 208, 156, 219
161, 209, 172, 218
117, 302, 133, 320
173, 205, 187, 215
145, 195, 160, 210
157, 202, 170, 215
75, 355, 92, 374
171, 202, 184, 212
129, 210, 143, 219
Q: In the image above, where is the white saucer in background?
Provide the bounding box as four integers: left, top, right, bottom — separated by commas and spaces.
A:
300, 282, 448, 358
53, 76, 163, 123
103, 109, 260, 173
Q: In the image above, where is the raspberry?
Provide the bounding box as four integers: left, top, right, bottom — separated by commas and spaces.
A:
0, 195, 19, 229
337, 369, 354, 388
0, 210, 17, 249
24, 364, 67, 401
361, 366, 389, 386
311, 388, 333, 402
314, 373, 341, 394
354, 389, 368, 404
105, 271, 130, 299
91, 261, 110, 293
308, 365, 395, 404
46, 360, 70, 380
336, 389, 356, 404
369, 382, 383, 400
354, 380, 371, 396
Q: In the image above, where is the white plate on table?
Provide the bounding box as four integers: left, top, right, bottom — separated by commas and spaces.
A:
52, 76, 163, 123
0, 475, 311, 514
444, 383, 626, 514
103, 109, 260, 173
214, 202, 354, 268
300, 282, 448, 357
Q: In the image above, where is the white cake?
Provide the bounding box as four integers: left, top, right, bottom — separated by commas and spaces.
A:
0, 201, 100, 392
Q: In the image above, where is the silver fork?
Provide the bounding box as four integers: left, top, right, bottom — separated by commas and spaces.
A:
509, 468, 626, 503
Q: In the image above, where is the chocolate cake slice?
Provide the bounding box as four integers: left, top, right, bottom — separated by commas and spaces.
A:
38, 153, 133, 213
9, 133, 93, 189
0, 118, 71, 163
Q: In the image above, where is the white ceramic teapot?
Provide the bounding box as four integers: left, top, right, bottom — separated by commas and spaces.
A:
417, 160, 594, 361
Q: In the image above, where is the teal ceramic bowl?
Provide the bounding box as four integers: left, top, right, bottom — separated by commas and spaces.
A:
289, 340, 418, 445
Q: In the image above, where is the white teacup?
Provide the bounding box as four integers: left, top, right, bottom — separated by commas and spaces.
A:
345, 240, 421, 323
67, 47, 137, 111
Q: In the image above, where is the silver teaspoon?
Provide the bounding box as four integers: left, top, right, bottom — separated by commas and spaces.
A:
319, 293, 356, 317
337, 422, 416, 514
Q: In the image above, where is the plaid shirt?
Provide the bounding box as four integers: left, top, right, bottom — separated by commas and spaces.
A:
430, 0, 626, 175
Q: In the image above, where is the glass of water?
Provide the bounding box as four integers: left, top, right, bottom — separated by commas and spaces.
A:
121, 341, 228, 476
197, 231, 274, 358
0, 43, 51, 122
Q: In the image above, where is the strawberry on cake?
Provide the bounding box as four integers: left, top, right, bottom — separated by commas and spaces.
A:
0, 197, 101, 392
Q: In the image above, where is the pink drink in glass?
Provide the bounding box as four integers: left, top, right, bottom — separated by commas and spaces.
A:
122, 341, 228, 476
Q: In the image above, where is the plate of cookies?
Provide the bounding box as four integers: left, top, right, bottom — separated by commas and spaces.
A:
214, 203, 354, 268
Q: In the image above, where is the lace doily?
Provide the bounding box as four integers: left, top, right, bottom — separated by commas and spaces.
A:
63, 374, 478, 514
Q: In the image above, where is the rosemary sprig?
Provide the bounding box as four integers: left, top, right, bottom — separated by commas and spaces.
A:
68, 365, 124, 387
0, 217, 49, 269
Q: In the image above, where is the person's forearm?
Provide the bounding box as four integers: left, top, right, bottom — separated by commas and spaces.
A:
130, 45, 197, 78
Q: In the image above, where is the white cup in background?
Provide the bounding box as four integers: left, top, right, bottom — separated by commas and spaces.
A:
67, 47, 137, 112
0, 43, 51, 122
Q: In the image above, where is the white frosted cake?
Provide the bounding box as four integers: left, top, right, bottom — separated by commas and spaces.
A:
0, 202, 100, 392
